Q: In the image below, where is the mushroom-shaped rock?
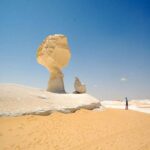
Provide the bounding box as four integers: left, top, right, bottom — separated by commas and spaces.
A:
74, 77, 86, 93
37, 34, 71, 93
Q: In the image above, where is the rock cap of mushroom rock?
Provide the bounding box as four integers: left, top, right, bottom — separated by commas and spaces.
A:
36, 34, 71, 70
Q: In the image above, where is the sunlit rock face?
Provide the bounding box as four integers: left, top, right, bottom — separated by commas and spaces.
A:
74, 77, 86, 93
37, 34, 71, 93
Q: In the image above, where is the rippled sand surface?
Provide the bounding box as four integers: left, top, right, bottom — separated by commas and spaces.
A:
0, 109, 150, 150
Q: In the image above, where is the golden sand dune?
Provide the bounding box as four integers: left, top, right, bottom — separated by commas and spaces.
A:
0, 109, 150, 150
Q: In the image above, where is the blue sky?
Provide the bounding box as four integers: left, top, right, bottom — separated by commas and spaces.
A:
0, 0, 150, 100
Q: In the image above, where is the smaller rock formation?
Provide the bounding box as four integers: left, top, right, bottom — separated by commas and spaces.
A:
74, 77, 86, 93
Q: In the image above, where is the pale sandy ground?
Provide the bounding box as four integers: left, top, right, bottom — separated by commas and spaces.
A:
0, 109, 150, 150
101, 100, 150, 114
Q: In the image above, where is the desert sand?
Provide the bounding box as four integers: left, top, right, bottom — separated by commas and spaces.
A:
0, 109, 150, 150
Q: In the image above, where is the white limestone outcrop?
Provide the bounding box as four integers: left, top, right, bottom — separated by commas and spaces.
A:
0, 84, 101, 116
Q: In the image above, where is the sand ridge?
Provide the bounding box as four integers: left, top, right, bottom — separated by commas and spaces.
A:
0, 109, 150, 150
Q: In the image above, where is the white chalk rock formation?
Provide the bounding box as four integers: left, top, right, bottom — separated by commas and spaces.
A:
37, 34, 71, 93
74, 77, 86, 93
0, 84, 101, 116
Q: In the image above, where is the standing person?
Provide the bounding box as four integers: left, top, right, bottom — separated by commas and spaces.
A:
125, 97, 128, 110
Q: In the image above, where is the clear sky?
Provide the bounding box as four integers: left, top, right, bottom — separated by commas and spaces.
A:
0, 0, 150, 100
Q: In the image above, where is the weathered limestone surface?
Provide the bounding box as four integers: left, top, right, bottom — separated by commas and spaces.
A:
37, 34, 71, 93
74, 77, 86, 93
0, 84, 101, 116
